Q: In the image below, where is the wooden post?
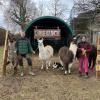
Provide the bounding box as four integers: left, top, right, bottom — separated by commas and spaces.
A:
96, 34, 100, 79
96, 58, 100, 79
2, 30, 9, 76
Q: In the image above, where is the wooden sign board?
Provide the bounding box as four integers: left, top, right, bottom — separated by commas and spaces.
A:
34, 29, 61, 39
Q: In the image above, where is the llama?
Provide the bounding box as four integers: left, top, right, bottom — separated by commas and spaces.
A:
58, 37, 78, 74
37, 38, 54, 70
88, 44, 97, 69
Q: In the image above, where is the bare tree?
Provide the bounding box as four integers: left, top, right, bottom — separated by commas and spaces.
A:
4, 0, 38, 30
48, 0, 68, 19
38, 0, 44, 16
0, 2, 2, 5
70, 0, 100, 38
74, 0, 92, 12
74, 0, 100, 19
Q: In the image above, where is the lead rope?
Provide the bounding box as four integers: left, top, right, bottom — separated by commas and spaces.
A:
34, 47, 38, 53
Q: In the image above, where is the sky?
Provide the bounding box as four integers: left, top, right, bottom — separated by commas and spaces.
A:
34, 0, 74, 9
0, 0, 9, 28
0, 0, 74, 29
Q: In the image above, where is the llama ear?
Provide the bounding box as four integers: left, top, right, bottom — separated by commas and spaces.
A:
40, 38, 43, 41
39, 38, 43, 40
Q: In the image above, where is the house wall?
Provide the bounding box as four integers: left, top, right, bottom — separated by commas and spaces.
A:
92, 31, 98, 45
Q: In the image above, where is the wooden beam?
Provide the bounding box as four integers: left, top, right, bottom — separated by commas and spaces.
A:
2, 30, 9, 76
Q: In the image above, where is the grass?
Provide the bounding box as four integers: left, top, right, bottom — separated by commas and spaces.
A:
0, 46, 99, 100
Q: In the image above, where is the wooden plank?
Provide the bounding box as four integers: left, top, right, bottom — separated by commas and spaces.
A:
97, 34, 100, 45
2, 30, 9, 76
34, 29, 61, 39
96, 34, 100, 79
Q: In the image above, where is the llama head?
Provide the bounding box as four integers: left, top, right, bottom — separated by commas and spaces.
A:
71, 35, 79, 44
37, 38, 43, 46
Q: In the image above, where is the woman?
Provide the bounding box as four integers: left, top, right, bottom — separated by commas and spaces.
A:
77, 36, 91, 78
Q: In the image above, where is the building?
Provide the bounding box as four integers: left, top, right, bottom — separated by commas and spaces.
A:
24, 16, 74, 52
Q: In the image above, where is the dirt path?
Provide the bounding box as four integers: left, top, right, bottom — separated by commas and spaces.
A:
0, 52, 100, 100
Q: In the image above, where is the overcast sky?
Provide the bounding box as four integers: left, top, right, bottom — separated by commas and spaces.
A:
0, 0, 74, 28
34, 0, 74, 9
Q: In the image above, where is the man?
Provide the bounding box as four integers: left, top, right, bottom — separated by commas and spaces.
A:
77, 36, 91, 78
16, 32, 35, 76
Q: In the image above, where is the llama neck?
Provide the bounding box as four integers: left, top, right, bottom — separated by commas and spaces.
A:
69, 42, 77, 58
38, 44, 45, 53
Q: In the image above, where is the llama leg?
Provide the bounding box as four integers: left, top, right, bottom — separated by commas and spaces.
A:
60, 61, 64, 70
48, 60, 51, 67
64, 64, 68, 75
59, 57, 63, 66
41, 61, 44, 69
46, 61, 49, 69
88, 54, 92, 68
91, 53, 97, 69
68, 63, 73, 74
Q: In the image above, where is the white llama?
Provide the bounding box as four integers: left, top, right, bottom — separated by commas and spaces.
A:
37, 38, 54, 70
